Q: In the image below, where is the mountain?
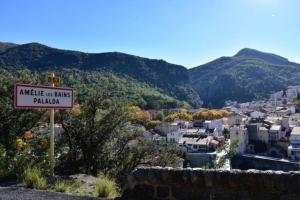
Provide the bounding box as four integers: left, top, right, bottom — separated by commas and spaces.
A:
0, 42, 18, 53
3, 42, 299, 109
189, 48, 300, 108
0, 42, 202, 108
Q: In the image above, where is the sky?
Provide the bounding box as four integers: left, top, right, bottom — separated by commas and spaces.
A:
1, 0, 300, 68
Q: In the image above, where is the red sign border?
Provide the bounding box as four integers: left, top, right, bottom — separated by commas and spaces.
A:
15, 83, 74, 109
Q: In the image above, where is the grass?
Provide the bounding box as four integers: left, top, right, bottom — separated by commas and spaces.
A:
54, 180, 69, 193
23, 167, 47, 190
93, 176, 119, 198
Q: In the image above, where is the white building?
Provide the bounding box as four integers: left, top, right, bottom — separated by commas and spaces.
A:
258, 127, 269, 144
269, 125, 281, 142
167, 129, 183, 143
203, 119, 223, 135
227, 113, 248, 127
289, 114, 300, 128
230, 125, 248, 154
250, 111, 265, 119
288, 127, 300, 160
177, 135, 219, 152
166, 128, 206, 143
154, 122, 180, 135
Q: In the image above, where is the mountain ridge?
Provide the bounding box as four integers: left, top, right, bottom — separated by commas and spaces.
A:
189, 49, 300, 107
0, 42, 202, 107
2, 41, 300, 108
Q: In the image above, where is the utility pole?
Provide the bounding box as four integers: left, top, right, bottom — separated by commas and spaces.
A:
50, 73, 55, 176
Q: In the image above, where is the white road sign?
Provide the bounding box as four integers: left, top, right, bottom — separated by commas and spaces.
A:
15, 84, 73, 109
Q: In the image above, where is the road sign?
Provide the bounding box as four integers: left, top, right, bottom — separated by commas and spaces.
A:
48, 76, 60, 84
15, 83, 73, 109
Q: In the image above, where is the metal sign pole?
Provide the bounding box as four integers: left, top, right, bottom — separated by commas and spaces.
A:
50, 73, 55, 176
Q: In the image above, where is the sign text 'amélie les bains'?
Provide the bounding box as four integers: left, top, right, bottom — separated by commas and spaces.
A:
15, 84, 73, 109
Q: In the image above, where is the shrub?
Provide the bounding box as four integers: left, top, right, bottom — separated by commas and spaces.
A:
23, 167, 47, 190
145, 120, 161, 130
164, 112, 192, 122
54, 180, 69, 193
94, 176, 118, 198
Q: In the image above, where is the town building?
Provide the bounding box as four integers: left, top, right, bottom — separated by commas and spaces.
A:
288, 127, 300, 160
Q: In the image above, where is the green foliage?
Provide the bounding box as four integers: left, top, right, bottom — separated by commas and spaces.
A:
190, 49, 300, 107
0, 70, 45, 152
229, 140, 239, 158
53, 180, 70, 193
23, 167, 47, 190
0, 42, 202, 107
153, 110, 165, 121
222, 128, 230, 139
210, 140, 239, 169
143, 143, 183, 167
0, 145, 11, 179
57, 94, 135, 176
0, 70, 53, 177
0, 42, 17, 53
93, 176, 119, 198
211, 156, 227, 169
145, 120, 161, 130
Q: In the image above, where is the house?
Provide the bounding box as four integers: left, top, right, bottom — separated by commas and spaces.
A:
167, 129, 183, 143
193, 120, 204, 128
167, 128, 206, 143
227, 113, 248, 126
250, 111, 265, 119
258, 127, 269, 144
142, 131, 153, 141
203, 119, 223, 136
264, 116, 282, 126
230, 125, 248, 154
153, 134, 166, 144
154, 122, 180, 135
288, 127, 300, 160
269, 125, 281, 142
289, 114, 300, 128
287, 102, 297, 114
246, 123, 261, 141
177, 135, 219, 152
269, 107, 291, 117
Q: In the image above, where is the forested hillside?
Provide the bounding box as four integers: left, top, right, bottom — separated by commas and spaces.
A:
3, 42, 300, 109
0, 42, 202, 108
189, 48, 300, 107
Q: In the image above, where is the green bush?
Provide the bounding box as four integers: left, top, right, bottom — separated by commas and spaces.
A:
145, 120, 161, 130
23, 167, 47, 190
94, 176, 119, 198
54, 180, 70, 193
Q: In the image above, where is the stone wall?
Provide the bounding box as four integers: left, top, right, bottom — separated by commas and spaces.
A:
232, 154, 300, 171
121, 167, 300, 200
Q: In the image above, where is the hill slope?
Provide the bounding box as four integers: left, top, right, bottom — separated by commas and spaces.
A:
189, 48, 300, 107
0, 42, 202, 107
0, 42, 18, 53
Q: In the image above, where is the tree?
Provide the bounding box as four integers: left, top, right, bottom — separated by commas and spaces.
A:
192, 109, 230, 120
164, 112, 192, 122
145, 120, 161, 130
0, 70, 44, 153
130, 106, 151, 125
57, 94, 183, 185
222, 128, 230, 139
57, 94, 133, 175
153, 110, 164, 121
